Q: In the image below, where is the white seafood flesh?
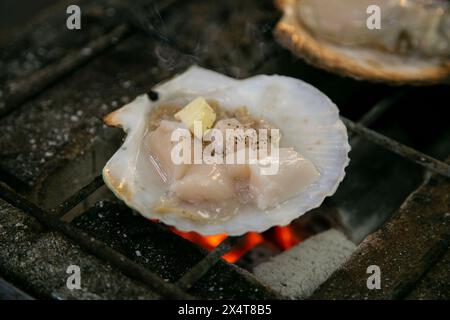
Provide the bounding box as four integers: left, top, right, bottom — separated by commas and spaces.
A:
145, 120, 190, 182
298, 0, 450, 57
170, 164, 236, 203
102, 66, 350, 235
249, 148, 320, 210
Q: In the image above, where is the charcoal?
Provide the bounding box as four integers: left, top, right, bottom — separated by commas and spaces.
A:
237, 242, 281, 271
254, 229, 356, 299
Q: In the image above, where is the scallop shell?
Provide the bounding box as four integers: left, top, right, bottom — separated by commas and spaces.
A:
274, 0, 450, 85
103, 66, 350, 235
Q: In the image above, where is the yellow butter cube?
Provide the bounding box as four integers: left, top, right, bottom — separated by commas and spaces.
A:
174, 97, 216, 139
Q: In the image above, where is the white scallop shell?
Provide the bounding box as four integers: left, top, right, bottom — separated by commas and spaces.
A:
102, 66, 350, 235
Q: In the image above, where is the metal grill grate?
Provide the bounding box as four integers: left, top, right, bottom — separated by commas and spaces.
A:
0, 0, 449, 300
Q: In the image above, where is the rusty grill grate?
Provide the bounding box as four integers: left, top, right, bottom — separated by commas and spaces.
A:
0, 0, 449, 300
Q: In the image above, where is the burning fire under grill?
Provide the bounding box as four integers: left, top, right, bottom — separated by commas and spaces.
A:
172, 225, 302, 263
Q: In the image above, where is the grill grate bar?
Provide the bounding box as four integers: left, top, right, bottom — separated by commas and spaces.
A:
358, 90, 406, 127
342, 117, 450, 178
0, 183, 192, 299
176, 236, 244, 290
52, 175, 105, 217
349, 90, 406, 140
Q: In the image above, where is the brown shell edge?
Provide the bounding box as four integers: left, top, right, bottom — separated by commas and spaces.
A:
274, 0, 450, 86
102, 167, 133, 204
103, 109, 124, 128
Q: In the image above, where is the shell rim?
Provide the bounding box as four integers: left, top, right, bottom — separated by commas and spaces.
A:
102, 67, 351, 236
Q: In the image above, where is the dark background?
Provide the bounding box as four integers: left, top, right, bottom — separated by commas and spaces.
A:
0, 0, 62, 45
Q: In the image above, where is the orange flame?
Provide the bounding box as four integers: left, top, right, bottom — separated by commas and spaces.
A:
222, 232, 264, 263
272, 226, 301, 250
172, 230, 227, 251
172, 225, 302, 263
